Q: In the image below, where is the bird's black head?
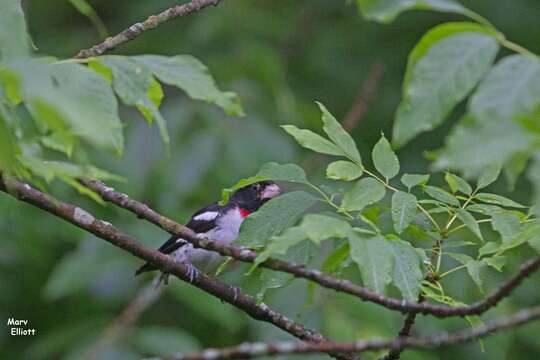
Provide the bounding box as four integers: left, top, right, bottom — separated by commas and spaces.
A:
229, 181, 281, 212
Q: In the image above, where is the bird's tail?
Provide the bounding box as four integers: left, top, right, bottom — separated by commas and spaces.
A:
135, 262, 157, 276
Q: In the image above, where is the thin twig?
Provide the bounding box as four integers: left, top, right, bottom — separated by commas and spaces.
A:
85, 278, 165, 360
74, 0, 222, 59
379, 297, 421, 360
0, 176, 355, 360
167, 305, 540, 359
341, 62, 385, 132
80, 178, 540, 318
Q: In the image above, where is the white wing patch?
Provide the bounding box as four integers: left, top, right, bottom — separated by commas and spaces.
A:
193, 211, 219, 221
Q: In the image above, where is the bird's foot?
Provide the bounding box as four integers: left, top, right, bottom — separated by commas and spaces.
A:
184, 262, 199, 283
157, 272, 170, 287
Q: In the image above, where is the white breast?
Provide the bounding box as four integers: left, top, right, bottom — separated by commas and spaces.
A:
174, 207, 245, 271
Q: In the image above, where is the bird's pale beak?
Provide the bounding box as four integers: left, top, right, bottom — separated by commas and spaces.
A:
260, 183, 281, 200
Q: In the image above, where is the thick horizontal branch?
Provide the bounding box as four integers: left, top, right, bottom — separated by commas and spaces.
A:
81, 178, 540, 318
0, 176, 355, 360
74, 0, 222, 59
170, 305, 540, 359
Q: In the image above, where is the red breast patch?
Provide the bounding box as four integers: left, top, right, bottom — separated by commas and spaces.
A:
239, 208, 251, 218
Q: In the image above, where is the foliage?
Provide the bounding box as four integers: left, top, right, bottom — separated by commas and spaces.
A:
2, 0, 540, 359
0, 1, 243, 199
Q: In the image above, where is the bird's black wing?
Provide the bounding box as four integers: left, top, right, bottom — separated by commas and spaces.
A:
158, 202, 221, 253
135, 203, 221, 275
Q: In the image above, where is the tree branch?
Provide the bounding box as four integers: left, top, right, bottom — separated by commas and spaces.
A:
80, 178, 540, 318
167, 305, 540, 359
74, 0, 222, 59
379, 302, 420, 360
85, 278, 165, 360
341, 62, 385, 132
0, 175, 355, 360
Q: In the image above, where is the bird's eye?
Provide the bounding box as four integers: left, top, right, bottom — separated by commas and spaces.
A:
251, 183, 261, 191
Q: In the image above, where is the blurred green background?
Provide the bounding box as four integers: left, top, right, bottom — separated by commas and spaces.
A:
2, 0, 540, 359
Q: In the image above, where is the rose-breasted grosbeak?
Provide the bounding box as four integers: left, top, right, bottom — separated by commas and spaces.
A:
135, 181, 281, 278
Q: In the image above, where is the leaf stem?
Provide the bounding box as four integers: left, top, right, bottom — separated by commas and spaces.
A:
498, 36, 540, 60
444, 190, 478, 233
464, 9, 539, 59
447, 218, 492, 236
361, 167, 441, 231
308, 182, 354, 220
440, 265, 467, 278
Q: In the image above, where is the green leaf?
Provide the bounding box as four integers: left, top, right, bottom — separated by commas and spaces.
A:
475, 193, 525, 208
133, 326, 199, 357
356, 0, 471, 23
478, 241, 501, 257
253, 227, 307, 267
8, 60, 124, 153
317, 102, 362, 164
256, 162, 309, 184
93, 56, 170, 146
348, 234, 392, 294
525, 223, 540, 253
466, 203, 504, 216
40, 131, 75, 157
491, 211, 522, 243
455, 208, 483, 241
0, 110, 20, 174
219, 175, 268, 205
16, 155, 55, 183
256, 240, 315, 300
480, 222, 539, 256
528, 153, 540, 218
511, 223, 540, 253
401, 173, 430, 190
52, 63, 124, 153
17, 156, 123, 199
326, 160, 363, 181
68, 0, 108, 39
0, 67, 22, 104
300, 214, 351, 243
388, 239, 424, 300
504, 152, 528, 191
465, 260, 485, 293
445, 172, 472, 195
372, 134, 399, 179
0, 0, 30, 58
482, 256, 507, 272
447, 253, 485, 292
393, 23, 499, 147
342, 177, 386, 212
281, 125, 343, 156
220, 162, 309, 205
477, 164, 502, 189
423, 185, 460, 206
235, 191, 318, 248
470, 55, 540, 127
322, 242, 351, 274
391, 191, 417, 234
133, 55, 244, 116
436, 55, 540, 173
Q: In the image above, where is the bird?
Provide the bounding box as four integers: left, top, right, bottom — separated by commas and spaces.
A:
135, 181, 281, 282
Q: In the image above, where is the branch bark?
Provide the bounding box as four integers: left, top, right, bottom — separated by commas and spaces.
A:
0, 175, 355, 360
80, 178, 540, 318
167, 305, 540, 359
74, 0, 222, 59
85, 278, 165, 360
